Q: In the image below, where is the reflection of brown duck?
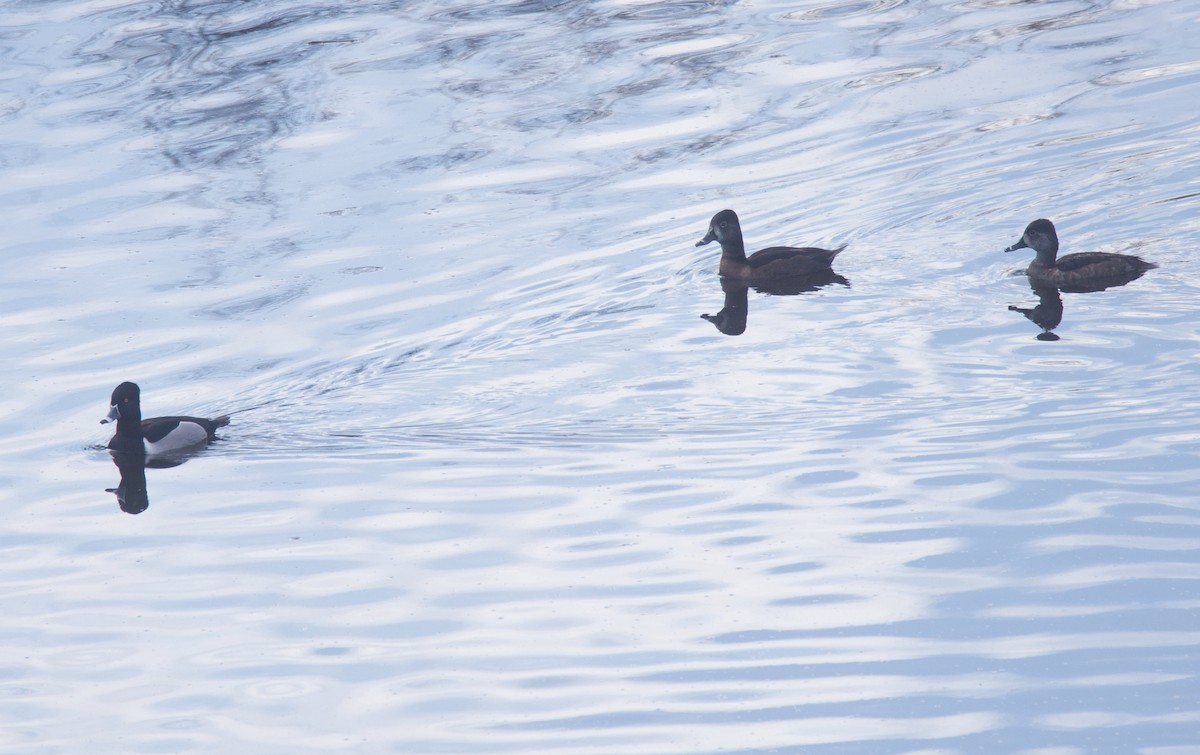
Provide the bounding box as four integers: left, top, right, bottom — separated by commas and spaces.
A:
1008, 282, 1063, 341
696, 209, 846, 284
700, 272, 849, 336
1004, 219, 1155, 291
701, 278, 748, 335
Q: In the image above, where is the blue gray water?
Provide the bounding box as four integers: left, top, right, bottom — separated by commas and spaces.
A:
3, 0, 1200, 752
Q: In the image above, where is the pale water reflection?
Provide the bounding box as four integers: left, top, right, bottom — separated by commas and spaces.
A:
3, 0, 1200, 752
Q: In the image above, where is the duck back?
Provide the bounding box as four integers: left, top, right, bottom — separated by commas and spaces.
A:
1031, 251, 1155, 289
141, 415, 229, 445
725, 244, 845, 281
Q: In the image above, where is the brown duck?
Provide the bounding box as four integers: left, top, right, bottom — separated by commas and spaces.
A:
696, 209, 845, 283
1005, 218, 1155, 290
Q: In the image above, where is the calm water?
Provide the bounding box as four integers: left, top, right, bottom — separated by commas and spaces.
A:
3, 0, 1200, 752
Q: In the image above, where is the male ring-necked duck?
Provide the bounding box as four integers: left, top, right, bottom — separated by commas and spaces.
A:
102, 381, 229, 456
696, 209, 845, 283
1004, 218, 1155, 288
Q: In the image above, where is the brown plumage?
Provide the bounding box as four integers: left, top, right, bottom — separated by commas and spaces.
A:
696, 209, 845, 283
1005, 218, 1156, 290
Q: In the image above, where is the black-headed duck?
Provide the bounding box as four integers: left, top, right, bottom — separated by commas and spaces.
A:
102, 381, 229, 456
696, 209, 845, 283
1005, 218, 1155, 289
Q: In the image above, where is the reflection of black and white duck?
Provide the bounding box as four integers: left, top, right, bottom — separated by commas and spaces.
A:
697, 209, 846, 284
102, 381, 229, 456
107, 450, 149, 514
1004, 218, 1155, 291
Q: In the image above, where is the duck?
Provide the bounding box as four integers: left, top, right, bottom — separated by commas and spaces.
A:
1004, 218, 1155, 290
102, 381, 229, 456
696, 209, 845, 283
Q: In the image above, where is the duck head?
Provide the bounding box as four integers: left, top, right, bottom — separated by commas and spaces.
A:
1005, 218, 1060, 265
696, 209, 742, 249
102, 381, 141, 425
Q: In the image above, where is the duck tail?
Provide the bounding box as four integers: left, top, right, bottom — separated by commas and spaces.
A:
211, 415, 231, 428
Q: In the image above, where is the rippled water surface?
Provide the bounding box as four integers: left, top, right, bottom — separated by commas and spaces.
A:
4, 0, 1200, 751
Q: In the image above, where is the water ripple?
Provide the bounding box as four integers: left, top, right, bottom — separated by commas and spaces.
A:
3, 0, 1200, 751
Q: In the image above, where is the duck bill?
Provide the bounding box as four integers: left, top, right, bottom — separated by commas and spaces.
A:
696, 228, 716, 247
101, 403, 119, 424
1004, 238, 1029, 253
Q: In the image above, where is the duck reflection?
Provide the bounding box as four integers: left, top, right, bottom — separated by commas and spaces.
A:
1008, 281, 1064, 341
104, 448, 201, 515
701, 278, 749, 335
1008, 255, 1156, 340
107, 450, 150, 515
701, 271, 850, 336
1007, 271, 1154, 341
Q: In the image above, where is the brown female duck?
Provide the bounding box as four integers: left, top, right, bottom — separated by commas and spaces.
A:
696, 209, 845, 283
1005, 218, 1155, 289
